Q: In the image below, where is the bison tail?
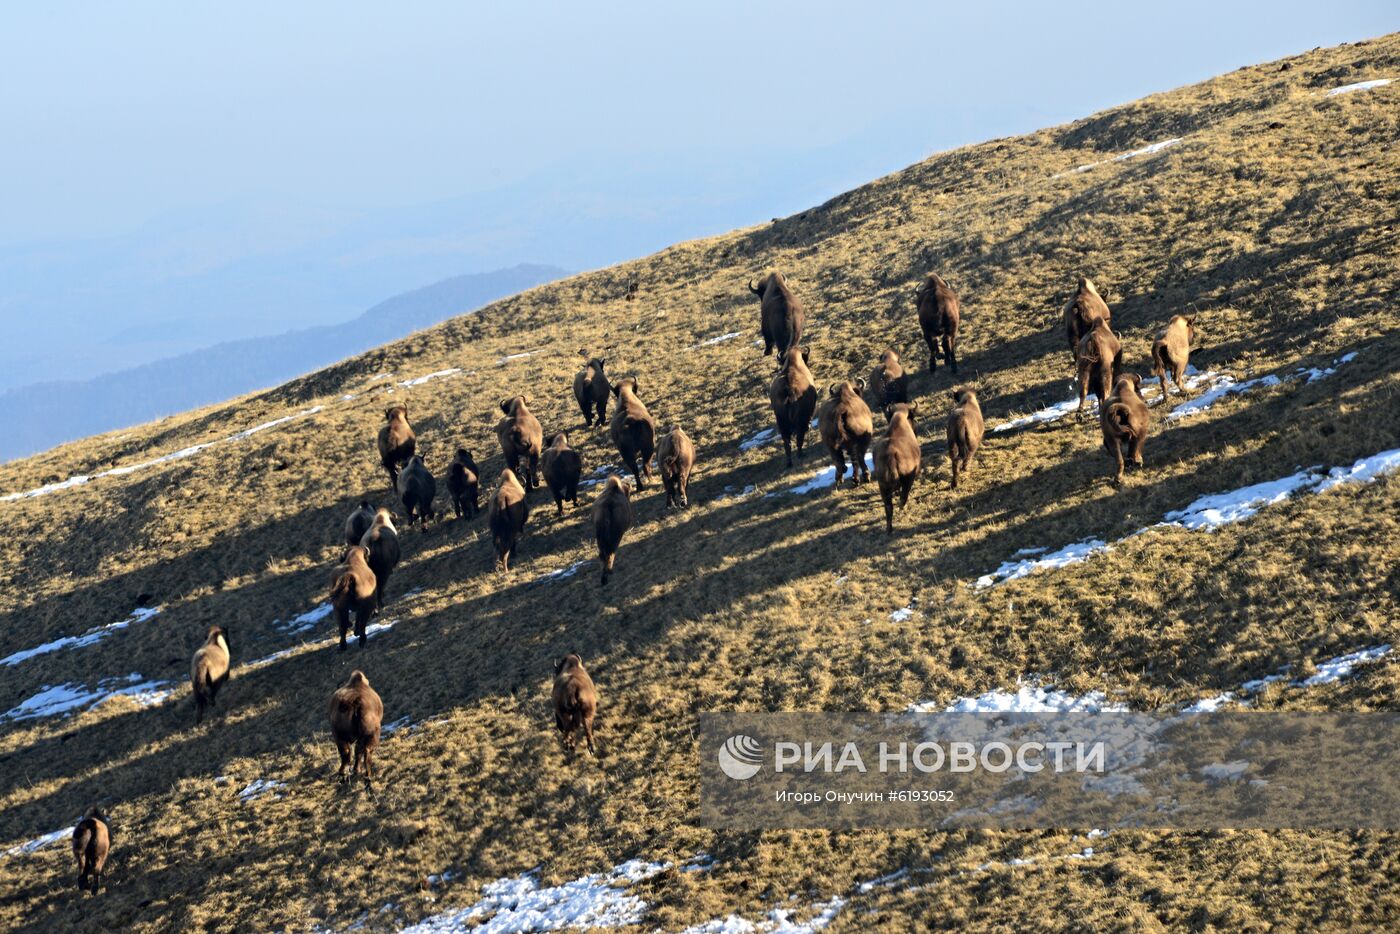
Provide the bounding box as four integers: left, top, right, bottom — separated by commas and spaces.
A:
330, 573, 354, 605
1107, 403, 1133, 433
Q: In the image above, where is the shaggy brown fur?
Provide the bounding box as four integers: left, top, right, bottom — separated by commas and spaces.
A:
872, 403, 922, 533
446, 449, 480, 520
344, 500, 375, 547
657, 426, 696, 509
328, 670, 383, 789
573, 351, 612, 427
552, 654, 597, 756
396, 454, 436, 529
591, 476, 634, 585
190, 625, 231, 725
71, 807, 109, 894
496, 396, 544, 489
541, 433, 583, 516
946, 388, 985, 489
608, 377, 656, 490
817, 379, 874, 488
1075, 317, 1124, 416
1151, 315, 1200, 399
359, 508, 400, 609
768, 347, 818, 468
377, 404, 416, 488
749, 272, 806, 360
331, 546, 377, 650
1063, 276, 1112, 359
1101, 373, 1151, 485
915, 273, 961, 375
487, 469, 529, 572
868, 349, 910, 410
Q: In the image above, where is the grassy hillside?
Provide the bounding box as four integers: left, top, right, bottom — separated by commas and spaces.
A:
2, 35, 1399, 932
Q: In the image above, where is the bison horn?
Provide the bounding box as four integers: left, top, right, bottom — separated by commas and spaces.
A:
748, 279, 762, 296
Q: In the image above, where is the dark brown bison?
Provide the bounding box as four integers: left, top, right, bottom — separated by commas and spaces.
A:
488, 469, 529, 572
868, 349, 910, 410
817, 380, 874, 488
1063, 276, 1111, 359
191, 625, 231, 725
359, 508, 400, 610
1101, 373, 1150, 485
496, 396, 544, 489
396, 454, 436, 529
1151, 315, 1200, 400
344, 500, 375, 547
72, 807, 110, 894
657, 427, 696, 509
609, 377, 656, 490
377, 404, 416, 487
591, 476, 634, 585
329, 670, 383, 789
947, 388, 984, 489
872, 403, 922, 533
552, 653, 597, 756
446, 449, 480, 519
748, 272, 805, 360
768, 347, 818, 468
915, 273, 960, 374
574, 351, 611, 426
542, 432, 583, 516
1076, 318, 1124, 417
331, 545, 377, 650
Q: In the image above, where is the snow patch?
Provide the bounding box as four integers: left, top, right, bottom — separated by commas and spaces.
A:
3, 673, 173, 721
238, 779, 286, 802
974, 539, 1110, 588
739, 427, 777, 451
399, 369, 462, 387
3, 826, 71, 859
780, 454, 874, 495
499, 350, 542, 364
1200, 761, 1251, 783
2, 606, 161, 667
1326, 78, 1392, 96
915, 683, 1128, 714
695, 331, 744, 347
1054, 138, 1182, 177
276, 602, 334, 635
538, 560, 589, 583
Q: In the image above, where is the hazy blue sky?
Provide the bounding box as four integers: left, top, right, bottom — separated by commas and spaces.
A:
0, 2, 1392, 388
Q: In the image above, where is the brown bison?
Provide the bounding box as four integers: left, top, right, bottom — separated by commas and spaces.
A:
542, 432, 584, 516
947, 388, 984, 489
329, 670, 383, 789
72, 807, 110, 894
1151, 315, 1199, 400
344, 500, 375, 547
552, 653, 597, 755
377, 404, 416, 487
868, 349, 910, 410
609, 377, 656, 490
360, 508, 400, 609
657, 426, 696, 509
488, 469, 529, 571
591, 476, 634, 585
768, 347, 818, 468
1101, 373, 1150, 485
331, 545, 377, 650
191, 625, 231, 725
446, 449, 480, 519
573, 351, 611, 427
872, 403, 922, 533
748, 272, 805, 360
497, 396, 544, 489
817, 380, 874, 488
396, 454, 436, 529
915, 273, 961, 374
1063, 276, 1111, 359
1075, 318, 1124, 416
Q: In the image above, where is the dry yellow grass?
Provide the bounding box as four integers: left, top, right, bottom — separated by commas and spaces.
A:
2, 35, 1399, 933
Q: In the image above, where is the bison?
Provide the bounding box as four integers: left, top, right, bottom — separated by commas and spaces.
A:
396, 454, 436, 529
488, 469, 529, 572
359, 508, 400, 610
552, 654, 597, 756
542, 432, 584, 516
915, 273, 961, 375
574, 351, 611, 427
1101, 373, 1150, 485
748, 272, 805, 360
872, 403, 922, 533
191, 625, 231, 725
591, 476, 634, 585
657, 426, 696, 508
497, 396, 544, 489
72, 807, 110, 894
869, 349, 910, 410
1075, 318, 1124, 417
331, 545, 377, 650
344, 500, 375, 547
1151, 315, 1200, 400
446, 449, 480, 520
1063, 276, 1111, 359
768, 347, 818, 468
947, 388, 984, 489
329, 670, 383, 789
377, 404, 416, 488
817, 380, 874, 488
609, 377, 656, 490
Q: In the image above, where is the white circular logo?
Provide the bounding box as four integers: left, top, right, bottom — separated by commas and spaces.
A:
717, 734, 763, 780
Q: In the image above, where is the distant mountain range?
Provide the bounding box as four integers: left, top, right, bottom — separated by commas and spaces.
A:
0, 264, 565, 461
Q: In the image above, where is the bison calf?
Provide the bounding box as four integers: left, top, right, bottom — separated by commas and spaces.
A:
916, 273, 960, 375
329, 670, 383, 789
396, 454, 436, 529
947, 388, 984, 489
497, 396, 544, 489
377, 405, 416, 488
191, 625, 231, 725
873, 403, 922, 533
817, 380, 874, 488
657, 427, 696, 508
574, 351, 611, 427
542, 433, 584, 516
869, 349, 910, 410
446, 449, 480, 519
331, 546, 377, 650
609, 377, 656, 490
488, 469, 530, 571
360, 508, 400, 609
1151, 315, 1199, 400
1101, 373, 1150, 485
592, 476, 634, 585
72, 807, 110, 894
552, 654, 597, 756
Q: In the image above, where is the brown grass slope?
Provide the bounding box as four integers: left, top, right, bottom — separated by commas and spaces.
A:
2, 35, 1399, 933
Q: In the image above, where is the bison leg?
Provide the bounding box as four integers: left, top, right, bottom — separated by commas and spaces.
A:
583, 718, 596, 755
1130, 434, 1145, 470
881, 487, 894, 534
782, 432, 794, 469
355, 606, 368, 649
924, 331, 938, 373
855, 442, 871, 484
899, 475, 915, 509
944, 335, 958, 374
1075, 367, 1090, 418
830, 450, 848, 489
1111, 437, 1125, 486
337, 607, 350, 651
950, 445, 961, 489
679, 467, 691, 507
336, 740, 352, 782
